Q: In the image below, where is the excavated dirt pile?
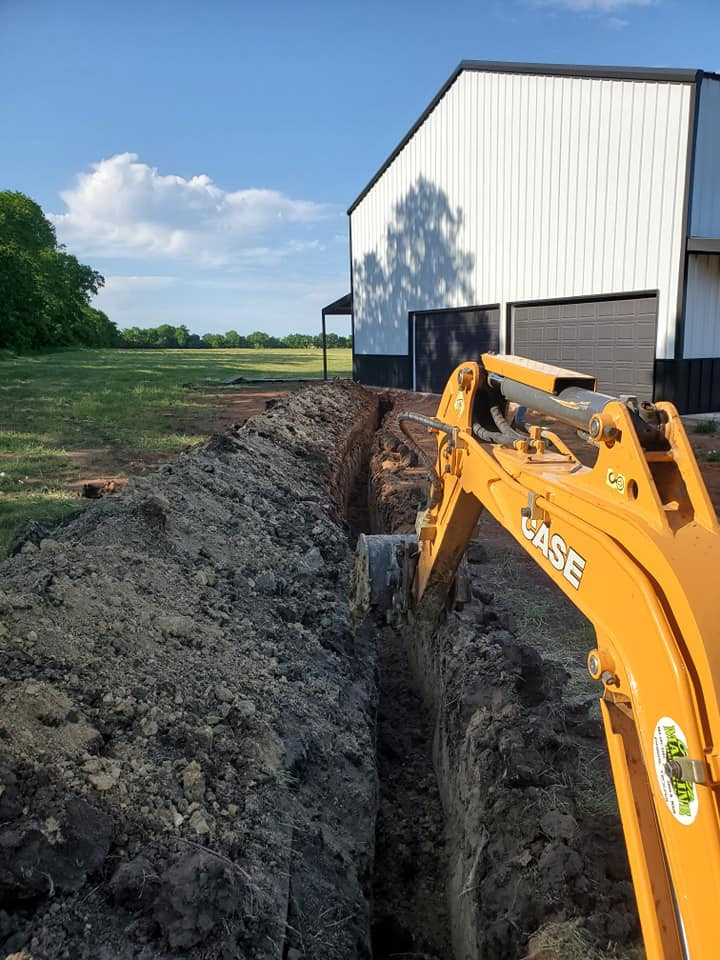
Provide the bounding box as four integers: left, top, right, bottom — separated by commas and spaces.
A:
0, 382, 381, 960
369, 403, 641, 960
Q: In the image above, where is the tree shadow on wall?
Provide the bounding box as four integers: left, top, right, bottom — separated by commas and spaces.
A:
353, 177, 475, 355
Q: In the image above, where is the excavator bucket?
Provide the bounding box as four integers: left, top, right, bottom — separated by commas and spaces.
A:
350, 533, 418, 625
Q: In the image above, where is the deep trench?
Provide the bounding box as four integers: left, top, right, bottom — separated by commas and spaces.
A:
346, 407, 453, 960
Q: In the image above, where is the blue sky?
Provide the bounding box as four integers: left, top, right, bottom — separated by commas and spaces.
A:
1, 0, 718, 337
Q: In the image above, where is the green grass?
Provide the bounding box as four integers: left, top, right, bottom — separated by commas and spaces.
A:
694, 419, 718, 434
0, 347, 351, 553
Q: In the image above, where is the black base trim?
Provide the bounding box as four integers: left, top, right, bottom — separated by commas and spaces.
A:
654, 358, 720, 413
354, 354, 411, 389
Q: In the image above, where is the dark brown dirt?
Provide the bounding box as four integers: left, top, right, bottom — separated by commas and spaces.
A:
368, 394, 641, 960
370, 621, 452, 960
0, 381, 381, 960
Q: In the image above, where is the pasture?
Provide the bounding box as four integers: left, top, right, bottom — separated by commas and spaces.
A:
0, 347, 352, 552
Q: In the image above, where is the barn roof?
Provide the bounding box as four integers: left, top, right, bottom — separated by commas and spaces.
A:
348, 60, 719, 215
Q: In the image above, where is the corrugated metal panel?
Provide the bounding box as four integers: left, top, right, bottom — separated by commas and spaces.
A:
684, 254, 720, 357
351, 69, 692, 360
690, 78, 720, 238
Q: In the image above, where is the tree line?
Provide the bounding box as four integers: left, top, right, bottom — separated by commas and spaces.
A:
0, 191, 351, 354
118, 326, 352, 349
0, 191, 117, 350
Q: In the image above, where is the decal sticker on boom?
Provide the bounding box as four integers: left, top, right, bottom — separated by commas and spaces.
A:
606, 469, 626, 494
653, 717, 699, 825
520, 517, 587, 589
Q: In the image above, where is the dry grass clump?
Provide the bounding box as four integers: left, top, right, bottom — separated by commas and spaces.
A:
526, 920, 644, 960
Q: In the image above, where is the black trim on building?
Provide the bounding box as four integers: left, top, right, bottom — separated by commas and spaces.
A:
354, 354, 411, 389
348, 61, 711, 215
322, 293, 352, 315
349, 216, 356, 380
676, 78, 702, 360
458, 61, 708, 83
654, 358, 720, 414
687, 237, 720, 253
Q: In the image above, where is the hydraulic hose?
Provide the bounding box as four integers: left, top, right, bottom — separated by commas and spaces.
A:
396, 412, 459, 510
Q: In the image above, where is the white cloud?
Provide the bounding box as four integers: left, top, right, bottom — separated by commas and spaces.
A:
51, 153, 334, 265
536, 0, 651, 9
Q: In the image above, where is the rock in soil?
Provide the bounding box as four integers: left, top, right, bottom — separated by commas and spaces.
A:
0, 381, 380, 960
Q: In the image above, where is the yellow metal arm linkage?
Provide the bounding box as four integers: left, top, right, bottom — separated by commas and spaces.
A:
413, 358, 720, 960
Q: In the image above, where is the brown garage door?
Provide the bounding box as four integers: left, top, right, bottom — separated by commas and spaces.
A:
511, 295, 657, 399
413, 306, 500, 394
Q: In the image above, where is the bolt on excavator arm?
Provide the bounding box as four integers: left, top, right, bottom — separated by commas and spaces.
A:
359, 355, 720, 960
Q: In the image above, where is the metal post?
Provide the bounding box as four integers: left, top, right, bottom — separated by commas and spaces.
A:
321, 311, 328, 381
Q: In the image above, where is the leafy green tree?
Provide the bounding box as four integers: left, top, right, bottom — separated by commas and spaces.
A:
0, 243, 43, 349
154, 324, 179, 348
224, 329, 250, 348
0, 192, 56, 254
283, 333, 313, 348
248, 330, 270, 348
0, 190, 116, 350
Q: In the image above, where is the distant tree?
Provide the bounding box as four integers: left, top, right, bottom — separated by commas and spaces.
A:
153, 324, 179, 348
283, 333, 313, 348
247, 330, 270, 348
224, 329, 251, 348
113, 325, 353, 351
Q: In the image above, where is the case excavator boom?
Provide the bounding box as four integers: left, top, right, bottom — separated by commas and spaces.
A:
353, 354, 720, 960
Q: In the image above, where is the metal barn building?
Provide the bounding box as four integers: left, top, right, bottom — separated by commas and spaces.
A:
345, 61, 720, 412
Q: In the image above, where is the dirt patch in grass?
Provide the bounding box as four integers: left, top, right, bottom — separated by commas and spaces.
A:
0, 381, 306, 554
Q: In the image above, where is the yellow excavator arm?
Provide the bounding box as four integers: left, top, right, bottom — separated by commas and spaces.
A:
355, 355, 720, 960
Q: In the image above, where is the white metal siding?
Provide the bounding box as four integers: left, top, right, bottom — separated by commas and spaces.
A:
684, 254, 720, 357
689, 78, 720, 238
351, 69, 692, 360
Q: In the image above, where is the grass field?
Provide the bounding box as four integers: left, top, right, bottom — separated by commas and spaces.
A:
0, 347, 352, 553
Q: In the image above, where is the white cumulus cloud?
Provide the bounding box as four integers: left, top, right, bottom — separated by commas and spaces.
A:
51, 153, 334, 265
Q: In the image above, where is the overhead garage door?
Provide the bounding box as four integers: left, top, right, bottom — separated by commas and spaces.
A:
413, 306, 500, 394
511, 295, 657, 399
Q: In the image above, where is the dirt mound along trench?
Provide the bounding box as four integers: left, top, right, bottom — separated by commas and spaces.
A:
0, 381, 381, 960
368, 401, 641, 960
